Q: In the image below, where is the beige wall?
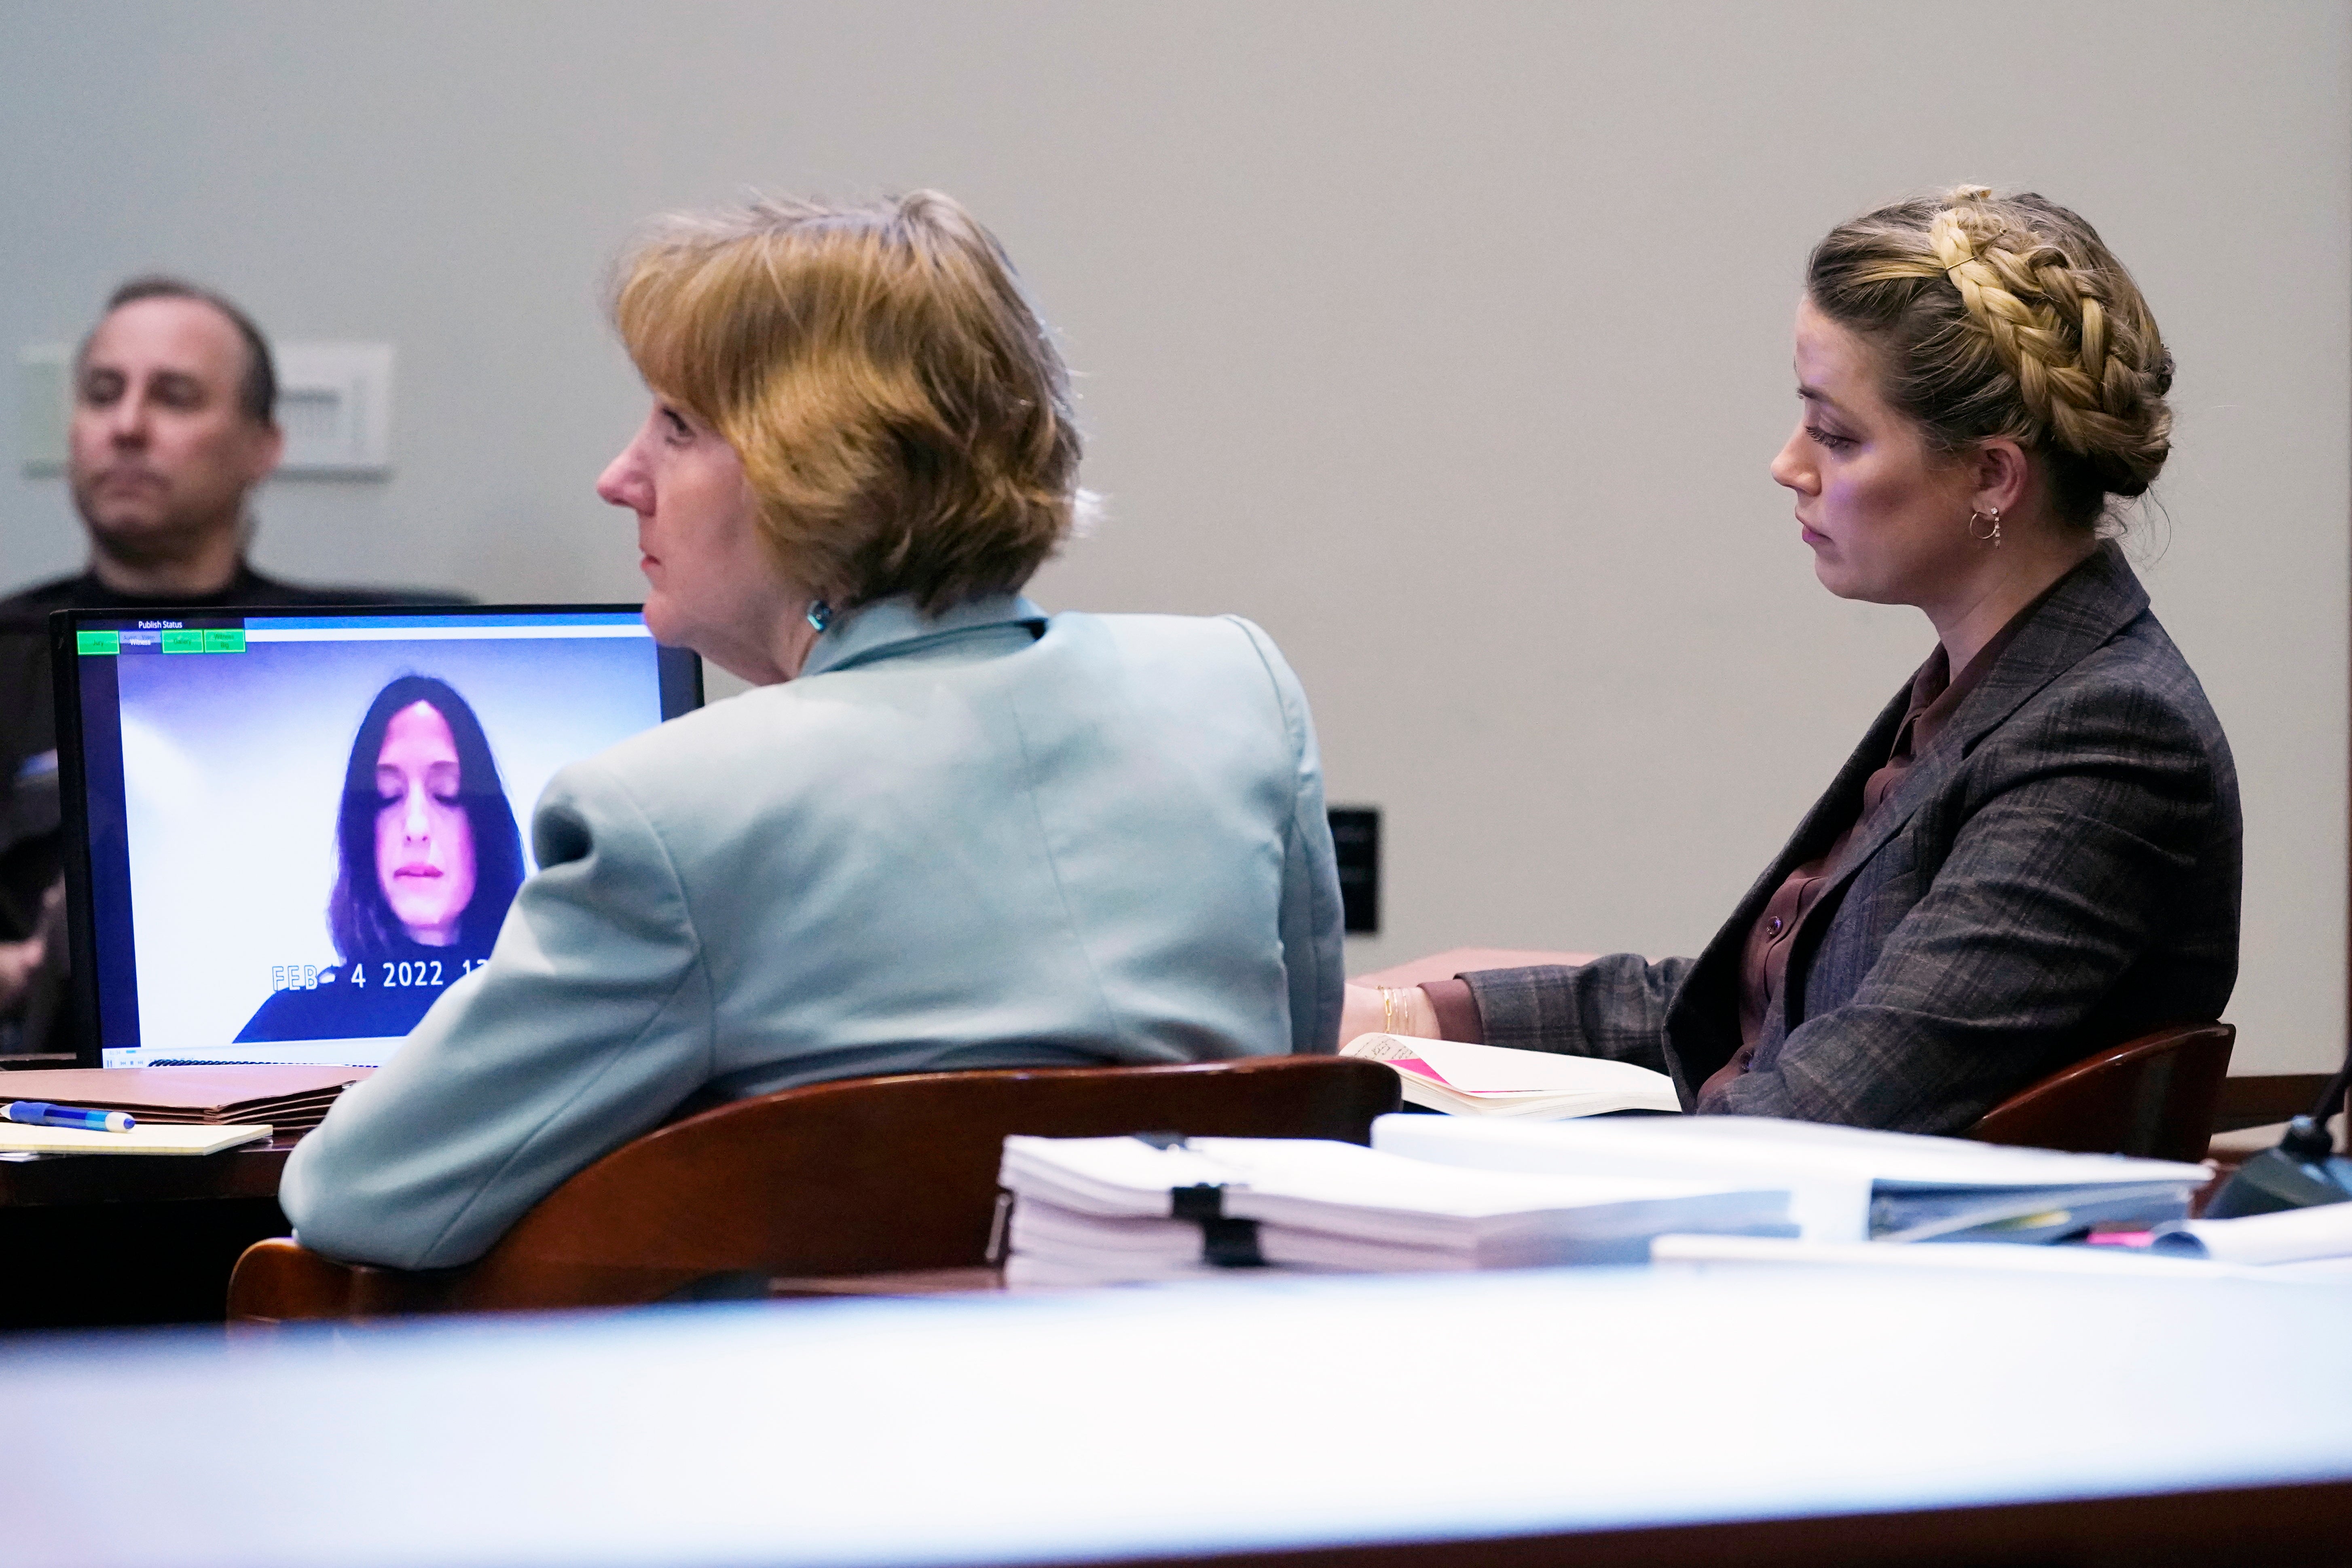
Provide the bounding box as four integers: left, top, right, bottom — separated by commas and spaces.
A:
4, 0, 2345, 1071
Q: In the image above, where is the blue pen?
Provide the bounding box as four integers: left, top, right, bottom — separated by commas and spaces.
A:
3, 1101, 136, 1134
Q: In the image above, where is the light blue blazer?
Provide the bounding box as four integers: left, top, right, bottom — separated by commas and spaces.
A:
281, 595, 1344, 1268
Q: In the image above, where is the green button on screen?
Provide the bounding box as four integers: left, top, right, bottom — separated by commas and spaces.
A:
160, 630, 205, 653
203, 628, 246, 653
76, 631, 120, 656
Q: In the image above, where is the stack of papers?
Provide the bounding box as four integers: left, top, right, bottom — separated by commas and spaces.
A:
1372, 1113, 2210, 1244
998, 1135, 1792, 1287
0, 1066, 367, 1136
1340, 1034, 1682, 1119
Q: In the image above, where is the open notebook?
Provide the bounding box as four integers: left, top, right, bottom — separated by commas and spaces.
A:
1341, 1033, 1682, 1118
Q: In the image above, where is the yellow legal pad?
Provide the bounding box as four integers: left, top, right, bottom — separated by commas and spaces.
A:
0, 1124, 273, 1156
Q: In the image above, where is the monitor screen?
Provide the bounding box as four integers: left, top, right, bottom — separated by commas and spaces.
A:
55, 606, 700, 1069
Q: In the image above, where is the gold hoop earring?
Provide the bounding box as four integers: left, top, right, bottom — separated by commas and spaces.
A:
1967, 506, 2002, 548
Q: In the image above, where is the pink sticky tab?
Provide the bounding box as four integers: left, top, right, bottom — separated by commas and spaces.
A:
1388, 1056, 1453, 1088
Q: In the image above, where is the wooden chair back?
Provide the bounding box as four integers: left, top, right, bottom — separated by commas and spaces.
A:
1967, 1022, 2234, 1162
230, 1054, 1400, 1322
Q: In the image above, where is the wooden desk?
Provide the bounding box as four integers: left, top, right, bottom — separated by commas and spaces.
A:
0, 1137, 294, 1329
766, 1264, 1007, 1298
11, 1265, 2350, 1565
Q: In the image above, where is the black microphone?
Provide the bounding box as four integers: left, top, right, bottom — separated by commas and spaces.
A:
2204, 1053, 2352, 1219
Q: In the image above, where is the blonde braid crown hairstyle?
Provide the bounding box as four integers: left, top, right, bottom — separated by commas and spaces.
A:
1807, 185, 2174, 529
610, 190, 1082, 614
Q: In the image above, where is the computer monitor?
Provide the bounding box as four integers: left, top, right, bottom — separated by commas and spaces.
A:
53, 605, 701, 1069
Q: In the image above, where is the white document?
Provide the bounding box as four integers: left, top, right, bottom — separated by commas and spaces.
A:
0, 1123, 272, 1156
2150, 1202, 2352, 1265
1373, 1113, 2209, 1243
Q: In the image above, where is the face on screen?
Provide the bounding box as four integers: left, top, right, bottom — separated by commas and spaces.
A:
374, 701, 478, 946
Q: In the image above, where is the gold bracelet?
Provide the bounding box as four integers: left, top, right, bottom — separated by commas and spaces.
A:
1381, 986, 1404, 1037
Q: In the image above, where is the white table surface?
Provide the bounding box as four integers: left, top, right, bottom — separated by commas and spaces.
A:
8, 1262, 2352, 1567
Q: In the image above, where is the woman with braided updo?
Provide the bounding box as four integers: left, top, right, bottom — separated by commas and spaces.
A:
1345, 185, 2239, 1134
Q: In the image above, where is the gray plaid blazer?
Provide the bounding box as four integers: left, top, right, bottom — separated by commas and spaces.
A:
1464, 543, 2241, 1134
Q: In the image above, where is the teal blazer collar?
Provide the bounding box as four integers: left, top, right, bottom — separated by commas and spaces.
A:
800, 593, 1050, 679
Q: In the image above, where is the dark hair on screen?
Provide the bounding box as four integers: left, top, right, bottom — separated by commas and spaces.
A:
328, 676, 526, 964
85, 274, 279, 425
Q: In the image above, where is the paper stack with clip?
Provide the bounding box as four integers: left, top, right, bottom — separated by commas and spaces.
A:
997, 1134, 1793, 1287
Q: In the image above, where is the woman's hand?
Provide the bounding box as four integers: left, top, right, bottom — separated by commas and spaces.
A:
1338, 982, 1439, 1047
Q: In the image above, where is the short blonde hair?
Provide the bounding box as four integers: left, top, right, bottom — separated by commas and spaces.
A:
1807, 185, 2173, 529
611, 190, 1081, 613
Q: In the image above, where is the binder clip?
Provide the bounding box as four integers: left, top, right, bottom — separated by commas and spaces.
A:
1172, 1182, 1266, 1268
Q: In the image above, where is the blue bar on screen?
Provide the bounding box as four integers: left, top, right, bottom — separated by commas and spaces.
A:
252, 613, 647, 631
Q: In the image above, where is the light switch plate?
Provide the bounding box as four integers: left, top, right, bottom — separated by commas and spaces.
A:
274, 341, 393, 476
